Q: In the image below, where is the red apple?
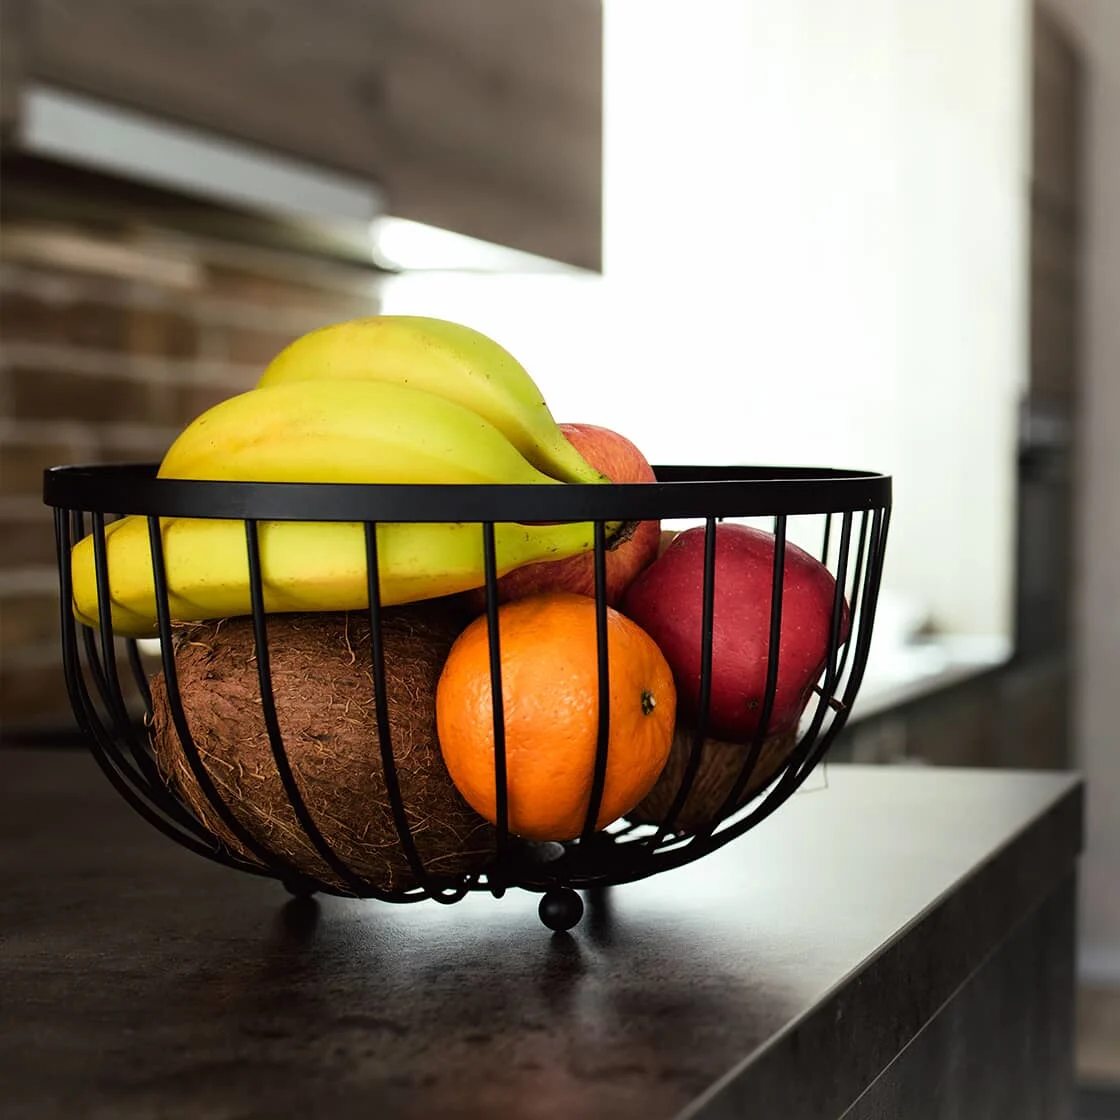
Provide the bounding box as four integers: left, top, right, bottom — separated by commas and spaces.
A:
620, 523, 849, 742
464, 423, 661, 611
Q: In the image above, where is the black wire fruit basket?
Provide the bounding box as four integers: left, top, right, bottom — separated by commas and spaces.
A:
44, 463, 890, 930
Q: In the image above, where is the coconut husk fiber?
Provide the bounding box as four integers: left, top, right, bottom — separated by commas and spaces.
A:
148, 604, 494, 893
630, 724, 799, 835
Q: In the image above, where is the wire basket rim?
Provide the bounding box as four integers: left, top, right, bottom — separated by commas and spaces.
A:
43, 462, 892, 522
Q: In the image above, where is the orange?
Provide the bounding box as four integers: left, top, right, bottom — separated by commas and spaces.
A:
436, 592, 677, 842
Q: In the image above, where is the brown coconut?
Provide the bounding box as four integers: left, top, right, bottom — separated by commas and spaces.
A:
148, 603, 494, 892
629, 724, 799, 834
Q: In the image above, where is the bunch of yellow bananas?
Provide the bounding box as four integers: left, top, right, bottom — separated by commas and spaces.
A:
71, 316, 612, 638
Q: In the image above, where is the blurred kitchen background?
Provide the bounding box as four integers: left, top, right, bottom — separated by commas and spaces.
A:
0, 0, 1117, 1104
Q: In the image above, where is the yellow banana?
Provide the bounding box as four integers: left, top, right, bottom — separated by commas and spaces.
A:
158, 379, 567, 486
255, 316, 608, 486
72, 515, 603, 639
71, 330, 626, 636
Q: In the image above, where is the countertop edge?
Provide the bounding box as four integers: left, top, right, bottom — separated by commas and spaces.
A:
680, 773, 1084, 1119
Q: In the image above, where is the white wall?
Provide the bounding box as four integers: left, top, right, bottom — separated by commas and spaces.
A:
1042, 0, 1120, 987
381, 0, 1030, 640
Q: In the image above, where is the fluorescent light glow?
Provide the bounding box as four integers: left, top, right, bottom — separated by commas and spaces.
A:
21, 83, 384, 224
371, 215, 583, 274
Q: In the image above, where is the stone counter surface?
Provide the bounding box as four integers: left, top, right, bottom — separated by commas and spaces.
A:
0, 750, 1082, 1119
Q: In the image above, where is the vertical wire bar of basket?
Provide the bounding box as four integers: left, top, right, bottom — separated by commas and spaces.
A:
146, 514, 303, 877
679, 497, 892, 855
56, 508, 97, 740
54, 507, 222, 856
72, 510, 212, 839
689, 516, 827, 849
481, 521, 510, 896
651, 515, 718, 844
89, 511, 168, 790
243, 518, 369, 896
70, 508, 108, 711
820, 512, 833, 565
80, 512, 172, 798
792, 505, 891, 783
52, 506, 211, 846
579, 520, 613, 846
362, 520, 465, 903
121, 512, 155, 718
780, 510, 855, 784
62, 509, 125, 764
709, 513, 788, 827
832, 510, 871, 688
74, 509, 115, 719
835, 504, 891, 714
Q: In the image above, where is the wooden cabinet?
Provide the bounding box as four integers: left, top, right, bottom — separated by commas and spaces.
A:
836, 655, 1072, 772
0, 0, 31, 135
381, 0, 602, 269
0, 0, 602, 269
23, 0, 389, 180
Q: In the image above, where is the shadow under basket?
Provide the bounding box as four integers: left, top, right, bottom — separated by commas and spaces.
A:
43, 463, 891, 930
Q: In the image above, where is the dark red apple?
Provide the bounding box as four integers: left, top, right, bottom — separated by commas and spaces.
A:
620, 523, 848, 742
465, 422, 661, 610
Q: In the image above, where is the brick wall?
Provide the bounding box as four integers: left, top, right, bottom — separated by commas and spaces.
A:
0, 219, 382, 733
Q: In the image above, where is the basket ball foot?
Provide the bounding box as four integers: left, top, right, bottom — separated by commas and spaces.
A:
282, 878, 317, 900
538, 887, 584, 931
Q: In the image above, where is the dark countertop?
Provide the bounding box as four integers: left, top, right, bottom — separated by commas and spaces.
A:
0, 749, 1082, 1120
